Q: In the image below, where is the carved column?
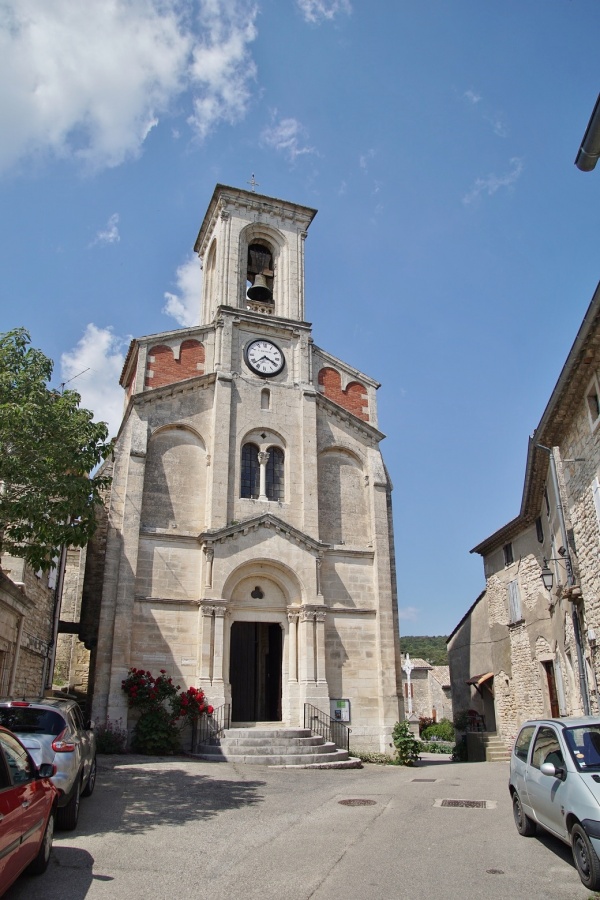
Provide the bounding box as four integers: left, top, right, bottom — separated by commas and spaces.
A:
299, 607, 316, 684
288, 611, 299, 683
258, 451, 270, 501
315, 609, 327, 685
212, 606, 226, 684
203, 546, 214, 588
199, 604, 214, 681
316, 554, 323, 596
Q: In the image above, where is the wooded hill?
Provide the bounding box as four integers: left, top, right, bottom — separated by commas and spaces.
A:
399, 635, 448, 666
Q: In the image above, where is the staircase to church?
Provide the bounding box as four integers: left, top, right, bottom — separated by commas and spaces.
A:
193, 725, 363, 768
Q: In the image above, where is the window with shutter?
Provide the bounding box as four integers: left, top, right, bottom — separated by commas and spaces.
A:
508, 579, 522, 623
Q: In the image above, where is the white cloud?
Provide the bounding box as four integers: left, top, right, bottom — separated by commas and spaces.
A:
398, 606, 419, 622
359, 148, 375, 170
60, 325, 128, 439
90, 213, 120, 247
162, 254, 202, 327
0, 0, 259, 174
486, 114, 508, 138
261, 116, 316, 162
463, 89, 481, 105
296, 0, 351, 23
462, 157, 524, 206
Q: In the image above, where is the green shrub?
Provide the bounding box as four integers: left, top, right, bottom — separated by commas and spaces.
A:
95, 718, 128, 754
131, 708, 182, 755
421, 741, 453, 754
352, 750, 394, 765
392, 721, 422, 766
421, 718, 455, 742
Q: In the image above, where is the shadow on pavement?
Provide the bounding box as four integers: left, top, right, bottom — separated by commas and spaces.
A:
76, 761, 266, 837
5, 848, 98, 899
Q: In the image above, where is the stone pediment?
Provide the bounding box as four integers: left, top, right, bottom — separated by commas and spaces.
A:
199, 514, 329, 555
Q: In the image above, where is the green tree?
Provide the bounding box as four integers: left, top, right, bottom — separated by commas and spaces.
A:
0, 328, 112, 571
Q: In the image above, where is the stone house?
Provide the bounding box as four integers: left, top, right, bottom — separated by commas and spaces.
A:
449, 281, 600, 749
89, 184, 403, 752
404, 658, 453, 722
0, 554, 55, 697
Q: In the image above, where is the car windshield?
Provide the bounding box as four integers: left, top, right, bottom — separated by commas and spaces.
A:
0, 707, 65, 737
563, 725, 600, 770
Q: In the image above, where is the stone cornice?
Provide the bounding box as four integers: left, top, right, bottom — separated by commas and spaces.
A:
222, 306, 312, 335
316, 393, 385, 443
199, 514, 329, 554
194, 184, 318, 257
133, 372, 216, 406
324, 548, 375, 559
312, 343, 380, 389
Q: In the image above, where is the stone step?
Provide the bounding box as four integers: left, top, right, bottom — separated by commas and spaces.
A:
226, 727, 312, 739
191, 725, 357, 768
194, 748, 354, 766
216, 735, 325, 748
213, 740, 337, 756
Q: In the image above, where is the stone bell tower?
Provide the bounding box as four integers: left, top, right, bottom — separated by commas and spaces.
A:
91, 184, 402, 752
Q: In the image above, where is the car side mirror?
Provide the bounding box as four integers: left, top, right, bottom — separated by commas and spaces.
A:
38, 763, 57, 779
540, 761, 566, 780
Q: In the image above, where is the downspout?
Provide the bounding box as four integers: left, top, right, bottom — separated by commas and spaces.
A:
538, 444, 590, 715
8, 614, 25, 696
45, 542, 68, 693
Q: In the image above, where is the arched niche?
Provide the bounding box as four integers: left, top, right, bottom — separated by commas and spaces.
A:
222, 558, 304, 608
239, 223, 286, 311
318, 446, 369, 546
140, 426, 206, 531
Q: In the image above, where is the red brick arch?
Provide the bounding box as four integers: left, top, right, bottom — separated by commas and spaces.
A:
318, 367, 369, 422
145, 339, 205, 389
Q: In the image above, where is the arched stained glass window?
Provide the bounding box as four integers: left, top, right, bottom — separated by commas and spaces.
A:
266, 447, 284, 501
241, 443, 259, 498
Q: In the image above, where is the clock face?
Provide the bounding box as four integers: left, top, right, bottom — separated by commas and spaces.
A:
244, 339, 285, 377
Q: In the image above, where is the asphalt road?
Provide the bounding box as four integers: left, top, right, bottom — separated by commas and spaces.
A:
6, 753, 596, 900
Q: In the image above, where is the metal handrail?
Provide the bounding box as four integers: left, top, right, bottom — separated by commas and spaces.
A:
194, 704, 231, 749
304, 702, 350, 752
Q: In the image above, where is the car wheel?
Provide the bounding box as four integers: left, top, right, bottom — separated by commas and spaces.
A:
28, 810, 55, 875
512, 791, 536, 836
572, 823, 600, 891
56, 775, 81, 831
82, 755, 97, 797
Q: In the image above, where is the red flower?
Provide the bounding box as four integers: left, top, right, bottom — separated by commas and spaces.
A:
207, 706, 214, 715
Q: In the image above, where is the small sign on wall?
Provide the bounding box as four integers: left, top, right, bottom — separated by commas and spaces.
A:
330, 699, 351, 722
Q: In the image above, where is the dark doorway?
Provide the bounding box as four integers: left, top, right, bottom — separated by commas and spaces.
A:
543, 660, 560, 717
230, 622, 282, 722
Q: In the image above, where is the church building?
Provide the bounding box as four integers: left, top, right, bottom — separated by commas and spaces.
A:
91, 184, 402, 751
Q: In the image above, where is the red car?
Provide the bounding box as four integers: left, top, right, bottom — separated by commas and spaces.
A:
0, 726, 58, 896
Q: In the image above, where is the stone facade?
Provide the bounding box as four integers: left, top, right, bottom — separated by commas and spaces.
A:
0, 555, 55, 697
91, 185, 402, 751
403, 658, 453, 722
450, 281, 600, 748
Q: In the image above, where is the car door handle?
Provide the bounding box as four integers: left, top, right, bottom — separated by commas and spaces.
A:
21, 801, 30, 808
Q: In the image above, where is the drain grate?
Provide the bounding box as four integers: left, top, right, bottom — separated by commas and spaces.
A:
338, 799, 377, 807
440, 799, 487, 809
486, 869, 504, 875
411, 778, 436, 782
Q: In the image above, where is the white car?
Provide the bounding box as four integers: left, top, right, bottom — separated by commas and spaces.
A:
0, 698, 96, 831
510, 716, 600, 891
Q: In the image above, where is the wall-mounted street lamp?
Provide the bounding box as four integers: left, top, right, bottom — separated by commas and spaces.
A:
540, 558, 555, 592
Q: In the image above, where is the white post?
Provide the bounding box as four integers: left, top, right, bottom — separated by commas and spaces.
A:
402, 653, 415, 717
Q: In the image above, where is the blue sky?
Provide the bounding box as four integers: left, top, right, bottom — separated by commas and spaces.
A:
1, 0, 599, 637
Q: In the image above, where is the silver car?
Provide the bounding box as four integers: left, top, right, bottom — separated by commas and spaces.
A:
0, 698, 96, 831
510, 716, 600, 891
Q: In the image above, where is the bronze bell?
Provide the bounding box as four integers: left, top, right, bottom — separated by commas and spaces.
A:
247, 273, 273, 303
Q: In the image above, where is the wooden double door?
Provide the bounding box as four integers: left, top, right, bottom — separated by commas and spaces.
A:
230, 622, 282, 722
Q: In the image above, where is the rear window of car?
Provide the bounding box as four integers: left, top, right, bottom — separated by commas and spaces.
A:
0, 707, 65, 737
514, 725, 536, 762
